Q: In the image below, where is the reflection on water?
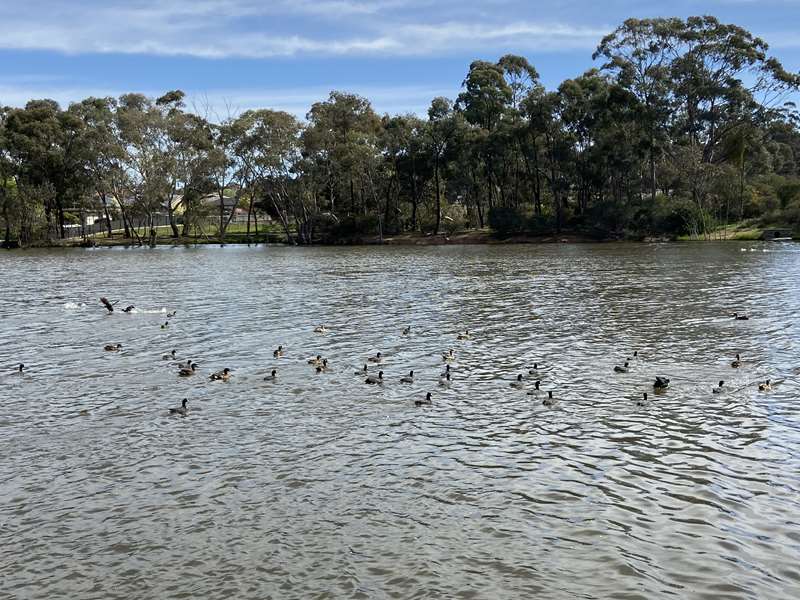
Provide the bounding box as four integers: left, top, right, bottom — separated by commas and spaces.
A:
1, 242, 799, 599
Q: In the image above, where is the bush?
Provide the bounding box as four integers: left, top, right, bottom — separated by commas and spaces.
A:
488, 206, 526, 237
323, 213, 378, 242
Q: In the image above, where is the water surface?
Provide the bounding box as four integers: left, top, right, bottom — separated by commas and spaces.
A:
1, 242, 799, 599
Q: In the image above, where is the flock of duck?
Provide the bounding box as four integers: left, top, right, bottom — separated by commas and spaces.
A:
11, 304, 775, 417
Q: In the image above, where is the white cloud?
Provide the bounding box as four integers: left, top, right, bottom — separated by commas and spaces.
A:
0, 0, 605, 58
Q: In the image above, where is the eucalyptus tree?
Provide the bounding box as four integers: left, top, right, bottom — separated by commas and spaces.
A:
68, 97, 126, 237
303, 91, 382, 220
235, 109, 303, 244
426, 97, 461, 234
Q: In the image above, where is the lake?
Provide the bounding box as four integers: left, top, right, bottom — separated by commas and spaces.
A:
1, 242, 799, 599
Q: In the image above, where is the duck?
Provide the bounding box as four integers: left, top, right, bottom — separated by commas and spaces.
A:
177, 359, 193, 370
712, 380, 725, 394
160, 321, 169, 329
365, 371, 384, 385
162, 349, 177, 361
368, 352, 383, 364
273, 346, 284, 358
636, 392, 648, 406
167, 310, 177, 318
415, 392, 432, 406
121, 305, 135, 313
400, 370, 415, 384
631, 351, 639, 359
542, 391, 555, 406
355, 364, 368, 376
442, 349, 455, 362
732, 312, 750, 320
731, 354, 742, 368
104, 343, 123, 352
457, 329, 471, 340
263, 369, 278, 382
307, 354, 323, 366
17, 363, 24, 375
179, 363, 198, 377
314, 324, 328, 333
510, 374, 525, 389
402, 326, 411, 336
527, 363, 540, 375
526, 380, 542, 395
439, 373, 452, 388
440, 364, 452, 378
614, 361, 630, 373
319, 359, 333, 373
758, 379, 772, 392
169, 398, 188, 416
210, 368, 231, 381
653, 376, 670, 390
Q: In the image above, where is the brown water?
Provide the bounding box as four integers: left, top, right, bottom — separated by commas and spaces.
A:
1, 242, 799, 599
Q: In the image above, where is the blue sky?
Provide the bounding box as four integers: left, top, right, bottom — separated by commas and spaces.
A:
1, 0, 798, 118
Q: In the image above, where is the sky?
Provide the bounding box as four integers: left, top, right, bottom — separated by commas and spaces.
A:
0, 0, 798, 118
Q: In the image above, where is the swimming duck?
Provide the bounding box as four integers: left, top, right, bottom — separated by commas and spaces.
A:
758, 379, 772, 392
526, 380, 542, 395
104, 343, 123, 352
527, 363, 540, 375
121, 305, 135, 313
457, 329, 471, 340
264, 369, 278, 382
162, 349, 177, 361
273, 346, 284, 358
510, 374, 525, 389
712, 380, 725, 394
319, 359, 333, 373
732, 312, 750, 320
167, 311, 177, 318
368, 352, 383, 364
653, 376, 670, 390
179, 363, 198, 377
177, 359, 193, 369
17, 363, 24, 374
614, 361, 630, 373
440, 364, 452, 378
307, 354, 323, 366
731, 354, 742, 368
636, 392, 648, 406
365, 371, 384, 385
400, 370, 415, 384
439, 373, 452, 388
415, 392, 432, 406
355, 364, 368, 375
314, 324, 328, 333
542, 391, 555, 406
402, 326, 411, 336
442, 349, 455, 362
160, 321, 169, 329
210, 368, 231, 381
169, 398, 188, 416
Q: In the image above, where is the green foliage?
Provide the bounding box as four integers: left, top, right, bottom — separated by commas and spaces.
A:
2, 16, 799, 246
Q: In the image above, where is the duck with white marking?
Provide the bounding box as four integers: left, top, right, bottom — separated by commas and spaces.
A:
210, 368, 231, 381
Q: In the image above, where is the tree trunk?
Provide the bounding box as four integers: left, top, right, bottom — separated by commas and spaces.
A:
434, 157, 442, 235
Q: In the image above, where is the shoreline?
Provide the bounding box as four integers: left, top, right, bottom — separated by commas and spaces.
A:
3, 229, 796, 250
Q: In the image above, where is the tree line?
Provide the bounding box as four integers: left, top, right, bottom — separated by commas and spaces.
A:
2, 16, 800, 247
